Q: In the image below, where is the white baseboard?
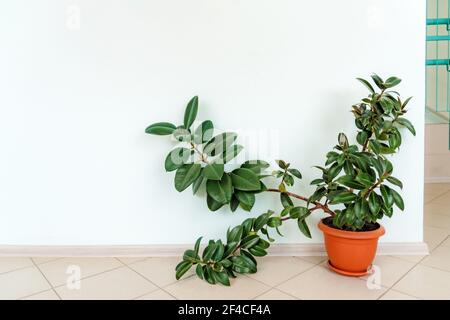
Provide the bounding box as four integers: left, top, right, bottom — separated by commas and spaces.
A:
425, 177, 450, 183
0, 242, 429, 257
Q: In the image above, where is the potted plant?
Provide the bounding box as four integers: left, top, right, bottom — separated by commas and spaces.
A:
145, 74, 415, 285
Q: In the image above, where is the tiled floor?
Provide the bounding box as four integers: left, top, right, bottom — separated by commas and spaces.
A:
1, 183, 450, 300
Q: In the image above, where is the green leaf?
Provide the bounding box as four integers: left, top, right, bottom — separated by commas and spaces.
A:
183, 249, 199, 262
241, 218, 254, 235
329, 191, 357, 204
173, 128, 191, 142
240, 234, 260, 249
212, 240, 225, 261
267, 217, 282, 228
231, 168, 261, 191
336, 175, 366, 189
235, 190, 255, 209
391, 189, 405, 210
276, 160, 288, 169
213, 271, 230, 286
310, 178, 324, 185
174, 164, 202, 192
396, 118, 416, 136
368, 192, 381, 215
280, 193, 294, 208
380, 185, 394, 208
165, 148, 191, 172
227, 225, 243, 243
355, 172, 375, 187
175, 261, 193, 280
290, 206, 310, 220
203, 163, 224, 180
204, 266, 216, 284
328, 163, 343, 180
356, 78, 375, 93
206, 180, 228, 204
145, 122, 177, 135
184, 96, 199, 129
288, 168, 302, 179
241, 160, 270, 173
207, 195, 225, 211
248, 247, 267, 257
230, 195, 239, 212
387, 176, 403, 189
192, 171, 204, 195
196, 264, 204, 280
203, 132, 238, 156
384, 76, 402, 88
254, 213, 270, 231
202, 242, 218, 261
221, 145, 244, 164
194, 237, 202, 256
371, 73, 385, 89
298, 220, 312, 238
369, 140, 381, 154
194, 120, 214, 144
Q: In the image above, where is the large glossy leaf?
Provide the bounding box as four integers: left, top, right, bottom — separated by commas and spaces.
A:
328, 190, 357, 204
280, 193, 294, 208
396, 118, 416, 136
203, 132, 237, 156
391, 188, 405, 210
220, 174, 233, 203
165, 147, 191, 172
386, 176, 403, 189
297, 220, 311, 238
380, 185, 394, 208
194, 120, 214, 144
368, 192, 381, 215
206, 180, 228, 204
175, 261, 193, 280
336, 175, 365, 189
221, 145, 243, 164
145, 122, 176, 135
241, 160, 270, 173
184, 96, 198, 129
356, 78, 375, 93
174, 164, 202, 192
235, 190, 255, 209
203, 163, 224, 180
230, 168, 261, 191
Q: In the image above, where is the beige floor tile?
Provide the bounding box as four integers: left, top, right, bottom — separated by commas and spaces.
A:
0, 267, 51, 300
390, 254, 426, 263
38, 257, 122, 287
128, 257, 189, 287
116, 257, 147, 265
424, 184, 450, 199
277, 265, 387, 300
428, 191, 450, 205
164, 274, 270, 300
424, 226, 450, 251
55, 266, 157, 300
379, 290, 419, 300
421, 246, 450, 272
393, 265, 450, 300
136, 289, 175, 300
254, 288, 297, 300
425, 202, 450, 216
424, 213, 450, 231
0, 258, 34, 274
22, 290, 60, 300
360, 256, 415, 287
246, 257, 314, 287
32, 257, 62, 265
441, 237, 450, 247
297, 256, 327, 264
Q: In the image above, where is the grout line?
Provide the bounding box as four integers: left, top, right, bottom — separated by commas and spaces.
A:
376, 235, 450, 300
118, 260, 179, 300
425, 188, 450, 204
31, 259, 62, 300
252, 287, 299, 301
18, 289, 58, 300
51, 265, 126, 290
0, 263, 35, 276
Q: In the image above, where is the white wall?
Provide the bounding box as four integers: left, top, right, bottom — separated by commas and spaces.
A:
0, 0, 425, 245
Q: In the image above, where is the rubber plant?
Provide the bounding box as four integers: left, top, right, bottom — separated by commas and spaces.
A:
145, 74, 415, 286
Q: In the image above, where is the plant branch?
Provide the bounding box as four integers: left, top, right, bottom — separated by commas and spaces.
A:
266, 188, 336, 216
190, 142, 209, 164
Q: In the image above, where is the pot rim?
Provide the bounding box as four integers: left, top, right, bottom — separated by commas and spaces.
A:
318, 218, 385, 240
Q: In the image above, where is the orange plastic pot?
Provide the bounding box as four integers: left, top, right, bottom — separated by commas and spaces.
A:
318, 219, 385, 277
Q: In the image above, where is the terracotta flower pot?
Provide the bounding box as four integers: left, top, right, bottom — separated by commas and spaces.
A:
318, 218, 385, 277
